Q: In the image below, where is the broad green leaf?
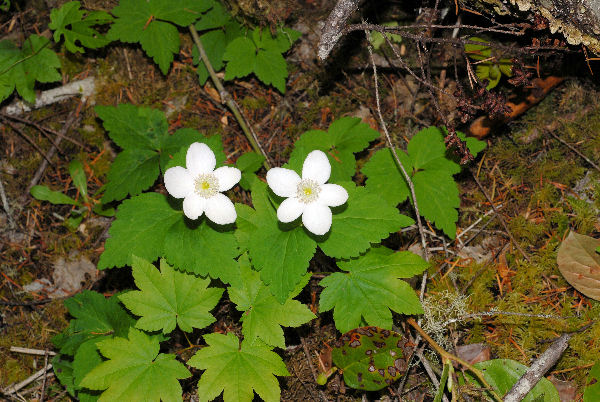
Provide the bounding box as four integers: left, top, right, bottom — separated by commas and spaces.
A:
119, 257, 223, 333
188, 332, 289, 402
369, 22, 402, 50
317, 183, 414, 259
162, 218, 239, 284
223, 36, 256, 79
102, 148, 160, 202
584, 361, 600, 402
72, 339, 103, 390
465, 359, 559, 401
68, 160, 88, 201
243, 182, 317, 303
52, 355, 76, 396
193, 29, 227, 84
98, 193, 180, 269
465, 37, 491, 60
107, 0, 211, 74
332, 327, 414, 391
51, 290, 135, 356
30, 185, 78, 205
228, 255, 315, 348
254, 49, 287, 93
286, 117, 380, 183
194, 1, 231, 31
319, 246, 427, 333
80, 328, 190, 402
362, 127, 478, 239
236, 151, 264, 190
49, 1, 113, 53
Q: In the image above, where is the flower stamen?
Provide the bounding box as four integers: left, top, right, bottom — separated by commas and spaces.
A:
194, 173, 219, 198
296, 179, 321, 204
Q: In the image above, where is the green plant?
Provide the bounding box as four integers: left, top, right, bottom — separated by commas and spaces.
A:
30, 159, 114, 230
465, 37, 513, 90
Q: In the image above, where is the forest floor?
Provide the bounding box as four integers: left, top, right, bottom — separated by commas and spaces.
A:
1, 0, 600, 401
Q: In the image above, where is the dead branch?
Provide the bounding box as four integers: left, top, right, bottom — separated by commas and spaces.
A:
317, 0, 361, 61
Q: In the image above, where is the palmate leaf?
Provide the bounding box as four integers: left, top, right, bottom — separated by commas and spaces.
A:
286, 117, 380, 183
107, 0, 211, 74
188, 332, 289, 402
362, 127, 485, 239
96, 104, 220, 202
319, 246, 428, 333
49, 1, 113, 53
228, 255, 315, 348
119, 257, 223, 334
80, 328, 191, 402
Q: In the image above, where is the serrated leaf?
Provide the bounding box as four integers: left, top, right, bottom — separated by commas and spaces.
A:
98, 193, 180, 269
557, 231, 600, 301
319, 246, 427, 333
52, 290, 135, 356
72, 339, 103, 389
194, 1, 231, 31
102, 149, 160, 203
332, 327, 414, 391
30, 185, 78, 205
49, 1, 113, 53
236, 151, 264, 190
228, 255, 314, 348
317, 183, 414, 259
119, 257, 223, 334
162, 217, 239, 284
465, 359, 559, 401
254, 49, 287, 93
188, 332, 289, 402
287, 117, 380, 182
243, 182, 317, 303
223, 36, 256, 79
584, 361, 600, 402
52, 355, 76, 396
107, 0, 211, 74
80, 328, 190, 402
193, 29, 227, 84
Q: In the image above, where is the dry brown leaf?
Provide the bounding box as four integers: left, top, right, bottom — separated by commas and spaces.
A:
556, 231, 600, 301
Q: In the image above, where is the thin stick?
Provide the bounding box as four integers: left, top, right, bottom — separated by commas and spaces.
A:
317, 0, 361, 60
470, 170, 531, 263
407, 318, 503, 402
0, 175, 16, 228
2, 364, 53, 395
9, 347, 57, 356
365, 29, 429, 262
299, 337, 328, 402
0, 112, 85, 148
39, 350, 50, 402
545, 129, 600, 172
188, 25, 271, 169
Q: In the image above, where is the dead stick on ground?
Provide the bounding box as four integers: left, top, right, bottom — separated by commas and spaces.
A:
317, 0, 361, 60
188, 25, 271, 169
545, 128, 600, 173
2, 364, 53, 395
0, 175, 16, 228
26, 108, 80, 193
0, 112, 85, 149
470, 170, 531, 263
299, 337, 328, 402
10, 347, 57, 356
503, 333, 572, 402
40, 350, 50, 402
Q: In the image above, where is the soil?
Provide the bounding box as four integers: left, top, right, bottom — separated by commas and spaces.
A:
1, 0, 599, 401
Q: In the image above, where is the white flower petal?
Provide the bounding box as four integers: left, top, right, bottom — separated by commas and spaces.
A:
266, 167, 301, 198
213, 166, 241, 192
277, 197, 306, 223
318, 184, 348, 207
183, 193, 207, 220
302, 203, 332, 236
205, 193, 237, 224
302, 150, 331, 184
164, 166, 193, 199
186, 142, 216, 175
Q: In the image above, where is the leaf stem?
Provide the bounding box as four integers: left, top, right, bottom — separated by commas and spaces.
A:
188, 25, 271, 169
407, 317, 503, 402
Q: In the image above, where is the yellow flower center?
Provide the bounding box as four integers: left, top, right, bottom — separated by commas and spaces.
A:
194, 173, 219, 198
296, 179, 321, 204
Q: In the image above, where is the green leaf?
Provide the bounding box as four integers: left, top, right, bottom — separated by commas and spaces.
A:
0, 35, 61, 103
193, 29, 227, 84
223, 36, 256, 79
68, 160, 89, 201
162, 218, 239, 284
188, 332, 289, 402
584, 361, 600, 402
254, 49, 287, 93
80, 328, 191, 402
236, 151, 264, 190
49, 1, 113, 53
286, 117, 380, 182
95, 104, 169, 202
98, 193, 180, 269
465, 37, 491, 60
107, 0, 211, 74
317, 183, 414, 259
319, 246, 427, 333
331, 327, 414, 391
194, 1, 231, 31
52, 290, 135, 356
362, 127, 472, 239
52, 355, 76, 396
466, 359, 559, 401
228, 255, 315, 348
30, 185, 78, 205
119, 257, 223, 334
369, 22, 402, 50
242, 182, 317, 303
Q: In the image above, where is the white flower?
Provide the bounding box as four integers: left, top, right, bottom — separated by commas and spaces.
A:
266, 150, 348, 235
164, 142, 241, 224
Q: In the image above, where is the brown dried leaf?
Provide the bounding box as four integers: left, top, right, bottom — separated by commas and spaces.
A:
557, 231, 600, 301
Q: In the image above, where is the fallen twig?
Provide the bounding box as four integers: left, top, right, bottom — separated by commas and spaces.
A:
9, 347, 57, 356
0, 175, 16, 228
503, 333, 572, 402
2, 364, 53, 396
317, 0, 361, 61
